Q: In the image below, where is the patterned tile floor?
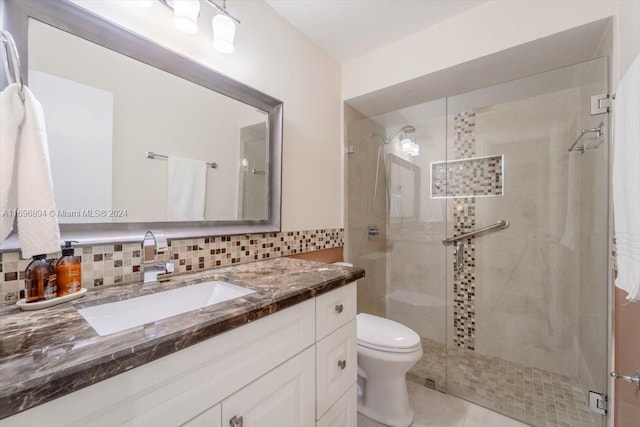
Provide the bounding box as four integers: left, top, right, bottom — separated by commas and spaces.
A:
407, 338, 602, 427
358, 380, 529, 427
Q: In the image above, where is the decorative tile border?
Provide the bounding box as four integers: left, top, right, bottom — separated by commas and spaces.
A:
452, 112, 477, 351
431, 155, 503, 198
0, 228, 344, 302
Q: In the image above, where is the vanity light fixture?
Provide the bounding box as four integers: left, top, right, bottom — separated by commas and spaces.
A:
400, 133, 413, 152
400, 133, 419, 156
155, 0, 241, 53
172, 0, 200, 34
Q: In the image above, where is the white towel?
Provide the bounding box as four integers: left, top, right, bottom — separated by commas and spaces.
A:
0, 84, 23, 243
613, 54, 640, 301
167, 156, 206, 221
0, 84, 60, 257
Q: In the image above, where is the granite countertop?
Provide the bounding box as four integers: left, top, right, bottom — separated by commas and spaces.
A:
0, 258, 365, 420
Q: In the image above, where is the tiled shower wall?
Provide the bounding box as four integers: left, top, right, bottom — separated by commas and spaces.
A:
0, 228, 344, 302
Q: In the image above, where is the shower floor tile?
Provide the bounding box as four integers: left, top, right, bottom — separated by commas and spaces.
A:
408, 338, 602, 427
357, 380, 529, 426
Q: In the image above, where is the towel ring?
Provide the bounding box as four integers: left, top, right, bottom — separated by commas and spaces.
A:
1, 30, 25, 102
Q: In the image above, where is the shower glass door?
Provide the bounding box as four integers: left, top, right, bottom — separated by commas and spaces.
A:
443, 57, 609, 427
345, 56, 609, 427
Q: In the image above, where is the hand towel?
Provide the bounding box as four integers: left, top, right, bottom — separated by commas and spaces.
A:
0, 83, 24, 243
15, 86, 61, 257
613, 54, 640, 301
167, 156, 206, 221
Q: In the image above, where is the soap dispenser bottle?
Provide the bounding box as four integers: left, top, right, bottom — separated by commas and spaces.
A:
25, 255, 57, 302
56, 241, 82, 297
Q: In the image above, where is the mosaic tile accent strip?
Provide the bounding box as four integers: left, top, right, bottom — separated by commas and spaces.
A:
431, 155, 504, 198
0, 228, 344, 302
452, 197, 476, 350
409, 337, 600, 427
452, 111, 477, 350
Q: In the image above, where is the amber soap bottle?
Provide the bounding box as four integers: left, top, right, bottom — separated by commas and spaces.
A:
56, 241, 82, 297
25, 255, 57, 302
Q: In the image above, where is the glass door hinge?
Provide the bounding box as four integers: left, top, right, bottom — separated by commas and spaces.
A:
588, 391, 607, 415
591, 94, 611, 115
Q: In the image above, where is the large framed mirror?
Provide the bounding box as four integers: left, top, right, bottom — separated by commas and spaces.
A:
1, 0, 283, 248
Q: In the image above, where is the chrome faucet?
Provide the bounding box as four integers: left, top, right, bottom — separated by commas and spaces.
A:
141, 230, 174, 284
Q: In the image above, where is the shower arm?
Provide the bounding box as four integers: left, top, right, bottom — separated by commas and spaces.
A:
568, 122, 604, 153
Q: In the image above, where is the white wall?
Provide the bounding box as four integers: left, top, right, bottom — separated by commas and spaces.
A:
71, 0, 343, 231
342, 0, 617, 100
615, 0, 640, 84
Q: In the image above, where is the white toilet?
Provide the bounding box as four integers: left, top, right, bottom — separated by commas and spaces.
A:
356, 313, 423, 427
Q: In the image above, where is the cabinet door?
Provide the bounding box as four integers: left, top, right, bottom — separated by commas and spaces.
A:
222, 347, 315, 427
181, 404, 221, 427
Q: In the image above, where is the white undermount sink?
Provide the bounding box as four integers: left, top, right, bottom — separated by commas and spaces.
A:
78, 281, 255, 336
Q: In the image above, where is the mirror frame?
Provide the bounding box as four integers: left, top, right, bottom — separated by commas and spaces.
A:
1, 0, 283, 248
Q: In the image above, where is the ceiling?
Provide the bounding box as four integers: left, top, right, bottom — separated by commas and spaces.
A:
264, 0, 487, 63
347, 17, 612, 117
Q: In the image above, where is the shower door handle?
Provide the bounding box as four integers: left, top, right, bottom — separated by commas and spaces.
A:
454, 241, 464, 273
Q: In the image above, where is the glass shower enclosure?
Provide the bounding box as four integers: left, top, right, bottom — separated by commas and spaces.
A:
346, 57, 609, 427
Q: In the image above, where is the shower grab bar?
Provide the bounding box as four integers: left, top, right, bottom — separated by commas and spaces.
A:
146, 151, 218, 169
442, 220, 509, 246
568, 122, 604, 153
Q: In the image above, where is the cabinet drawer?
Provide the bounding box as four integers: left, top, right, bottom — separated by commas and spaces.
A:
316, 282, 356, 341
316, 384, 357, 427
181, 404, 221, 427
316, 319, 357, 419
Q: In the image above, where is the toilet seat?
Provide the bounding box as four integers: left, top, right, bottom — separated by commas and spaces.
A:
357, 313, 421, 353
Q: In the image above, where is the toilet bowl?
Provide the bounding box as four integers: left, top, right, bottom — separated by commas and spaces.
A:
356, 313, 423, 427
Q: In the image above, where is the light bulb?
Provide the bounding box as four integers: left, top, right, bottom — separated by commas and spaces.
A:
212, 13, 236, 54
173, 0, 200, 34
400, 135, 413, 152
410, 142, 420, 156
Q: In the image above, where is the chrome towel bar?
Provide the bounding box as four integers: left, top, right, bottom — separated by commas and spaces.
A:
146, 151, 218, 169
442, 220, 509, 246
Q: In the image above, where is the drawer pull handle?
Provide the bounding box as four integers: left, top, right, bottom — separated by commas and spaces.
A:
334, 304, 344, 314
338, 359, 347, 370
230, 415, 243, 427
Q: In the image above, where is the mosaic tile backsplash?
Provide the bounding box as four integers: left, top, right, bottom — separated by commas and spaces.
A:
431, 155, 504, 198
0, 228, 344, 302
452, 111, 477, 351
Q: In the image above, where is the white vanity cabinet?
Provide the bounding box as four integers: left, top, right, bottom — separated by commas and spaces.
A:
2, 283, 358, 427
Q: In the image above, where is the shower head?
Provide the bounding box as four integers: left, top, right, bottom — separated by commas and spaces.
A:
371, 124, 416, 145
